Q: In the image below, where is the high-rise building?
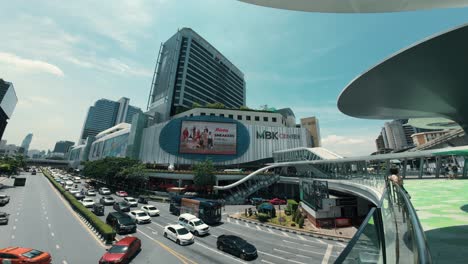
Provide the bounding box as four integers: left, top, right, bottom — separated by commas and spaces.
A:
147, 28, 246, 122
300, 116, 321, 147
79, 97, 142, 141
0, 79, 18, 140
53, 140, 75, 154
20, 133, 33, 155
381, 127, 389, 149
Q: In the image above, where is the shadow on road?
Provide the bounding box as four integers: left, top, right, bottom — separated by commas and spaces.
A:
460, 204, 468, 213
425, 225, 468, 263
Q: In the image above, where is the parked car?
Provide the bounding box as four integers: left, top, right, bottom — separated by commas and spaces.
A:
69, 188, 80, 194
81, 198, 95, 208
128, 210, 151, 224
74, 192, 85, 200
137, 196, 148, 204
217, 235, 257, 260
268, 198, 287, 205
92, 203, 105, 216
163, 224, 194, 245
0, 195, 10, 206
99, 236, 141, 264
0, 212, 9, 225
141, 205, 160, 216
100, 196, 116, 206
250, 197, 265, 206
123, 197, 138, 207
31, 170, 37, 175
86, 189, 97, 196
73, 176, 81, 183
116, 191, 128, 197
0, 247, 51, 263
113, 202, 131, 212
178, 213, 210, 236
106, 212, 137, 234
99, 187, 111, 195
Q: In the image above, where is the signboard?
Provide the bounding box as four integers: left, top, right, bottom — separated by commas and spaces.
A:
256, 131, 300, 140
300, 179, 329, 210
179, 121, 237, 155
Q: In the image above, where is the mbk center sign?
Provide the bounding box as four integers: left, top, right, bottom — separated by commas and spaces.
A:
256, 130, 301, 140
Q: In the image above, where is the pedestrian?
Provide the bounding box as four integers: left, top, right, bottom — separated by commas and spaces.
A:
388, 168, 411, 198
451, 164, 458, 179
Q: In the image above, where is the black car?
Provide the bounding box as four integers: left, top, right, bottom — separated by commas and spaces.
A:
31, 170, 37, 175
0, 212, 9, 225
100, 196, 116, 206
0, 195, 10, 206
92, 203, 105, 216
113, 201, 130, 212
74, 192, 85, 200
217, 235, 257, 260
106, 212, 136, 234
138, 196, 148, 204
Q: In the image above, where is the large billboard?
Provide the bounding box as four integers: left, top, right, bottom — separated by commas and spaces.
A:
179, 121, 237, 155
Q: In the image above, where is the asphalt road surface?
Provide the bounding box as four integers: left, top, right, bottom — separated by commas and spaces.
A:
0, 171, 346, 263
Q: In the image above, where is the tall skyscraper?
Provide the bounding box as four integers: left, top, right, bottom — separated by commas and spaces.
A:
0, 79, 18, 140
375, 134, 385, 151
79, 97, 142, 141
147, 28, 246, 122
53, 140, 75, 154
20, 133, 33, 154
300, 117, 321, 147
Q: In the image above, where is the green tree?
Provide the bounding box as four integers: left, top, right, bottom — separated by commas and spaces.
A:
239, 105, 250, 110
83, 157, 140, 185
205, 102, 225, 109
117, 164, 148, 192
193, 160, 216, 192
192, 102, 202, 108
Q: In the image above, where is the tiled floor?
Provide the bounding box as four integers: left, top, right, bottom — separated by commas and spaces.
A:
405, 179, 468, 264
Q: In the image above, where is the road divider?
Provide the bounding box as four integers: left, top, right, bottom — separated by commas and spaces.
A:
41, 169, 116, 244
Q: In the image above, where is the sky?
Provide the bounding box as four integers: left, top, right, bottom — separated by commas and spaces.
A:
1, 0, 468, 156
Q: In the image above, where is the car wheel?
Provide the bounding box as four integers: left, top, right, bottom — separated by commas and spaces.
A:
176, 239, 180, 245
164, 232, 167, 238
240, 253, 246, 260
194, 231, 199, 236
218, 245, 223, 251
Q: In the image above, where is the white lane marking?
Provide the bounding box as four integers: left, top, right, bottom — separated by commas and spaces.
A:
261, 260, 276, 264
13, 226, 16, 230
236, 220, 240, 225
321, 244, 333, 264
11, 235, 15, 239
283, 240, 327, 248
268, 228, 275, 234
227, 217, 231, 223
63, 261, 68, 264
281, 231, 290, 237
146, 226, 158, 232
48, 224, 51, 228
194, 241, 247, 264
51, 233, 55, 237
258, 251, 306, 264
16, 212, 19, 215
46, 216, 49, 220
297, 235, 306, 241
256, 225, 262, 231
316, 239, 327, 245
245, 222, 250, 228
152, 231, 158, 235
56, 244, 60, 249
211, 234, 218, 238
15, 219, 17, 222
151, 221, 165, 229
336, 242, 347, 247
273, 248, 312, 259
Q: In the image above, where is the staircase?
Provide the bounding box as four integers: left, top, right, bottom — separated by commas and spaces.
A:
223, 174, 280, 205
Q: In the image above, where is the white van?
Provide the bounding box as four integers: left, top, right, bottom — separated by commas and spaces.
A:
178, 213, 210, 236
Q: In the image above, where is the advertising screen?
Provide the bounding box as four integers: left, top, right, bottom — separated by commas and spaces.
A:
179, 121, 237, 155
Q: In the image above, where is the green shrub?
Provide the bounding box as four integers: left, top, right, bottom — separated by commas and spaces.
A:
293, 208, 300, 223
298, 215, 305, 228
287, 199, 299, 212
257, 213, 270, 222
285, 208, 291, 215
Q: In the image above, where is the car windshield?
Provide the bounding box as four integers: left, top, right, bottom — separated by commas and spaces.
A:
127, 198, 135, 201
119, 218, 134, 225
194, 220, 204, 226
137, 212, 147, 217
176, 228, 189, 235
147, 206, 157, 210
22, 249, 43, 259
105, 197, 114, 201
102, 188, 109, 191
119, 202, 128, 207
84, 199, 93, 202
108, 245, 128, 254
233, 238, 247, 246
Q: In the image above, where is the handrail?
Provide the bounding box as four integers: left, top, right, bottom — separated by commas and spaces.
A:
213, 164, 279, 190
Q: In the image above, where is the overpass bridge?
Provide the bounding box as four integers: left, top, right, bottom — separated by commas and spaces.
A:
25, 158, 69, 167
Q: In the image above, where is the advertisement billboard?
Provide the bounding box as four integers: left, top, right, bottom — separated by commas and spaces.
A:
179, 121, 237, 155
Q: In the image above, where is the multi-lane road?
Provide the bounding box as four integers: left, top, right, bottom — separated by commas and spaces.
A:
0, 171, 346, 263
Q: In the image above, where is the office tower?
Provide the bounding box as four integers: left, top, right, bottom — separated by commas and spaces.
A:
79, 97, 142, 141
300, 116, 321, 147
53, 140, 75, 154
20, 133, 33, 154
375, 134, 385, 151
147, 28, 246, 122
0, 79, 18, 140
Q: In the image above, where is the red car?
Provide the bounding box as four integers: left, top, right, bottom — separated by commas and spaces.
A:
99, 237, 141, 264
115, 191, 128, 197
269, 198, 286, 205
0, 247, 51, 263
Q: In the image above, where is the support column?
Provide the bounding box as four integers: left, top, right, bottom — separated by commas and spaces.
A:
178, 178, 182, 188
435, 157, 441, 178
402, 159, 408, 179
419, 157, 424, 179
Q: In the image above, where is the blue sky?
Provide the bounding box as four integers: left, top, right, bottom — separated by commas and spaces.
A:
1, 0, 468, 156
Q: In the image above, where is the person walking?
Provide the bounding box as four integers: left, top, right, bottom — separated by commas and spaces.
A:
388, 168, 411, 198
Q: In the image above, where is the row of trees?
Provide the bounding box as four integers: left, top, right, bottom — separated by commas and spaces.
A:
0, 155, 26, 176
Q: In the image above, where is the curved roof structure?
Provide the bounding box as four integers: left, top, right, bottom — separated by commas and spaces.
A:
239, 0, 468, 13
407, 118, 460, 130
338, 24, 468, 131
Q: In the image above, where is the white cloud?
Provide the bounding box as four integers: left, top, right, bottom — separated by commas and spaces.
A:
322, 134, 375, 157
66, 56, 152, 77
0, 52, 64, 76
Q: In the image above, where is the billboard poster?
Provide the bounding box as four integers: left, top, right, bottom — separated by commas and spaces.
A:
179, 121, 237, 155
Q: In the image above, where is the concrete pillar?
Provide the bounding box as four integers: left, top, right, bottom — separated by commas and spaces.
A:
419, 157, 424, 179
178, 178, 182, 188
435, 157, 441, 178
402, 159, 408, 179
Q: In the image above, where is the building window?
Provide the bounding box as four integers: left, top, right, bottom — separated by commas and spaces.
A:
255, 116, 260, 121
272, 117, 277, 122
228, 114, 234, 119
201, 112, 206, 116
237, 115, 242, 120
220, 114, 225, 117
263, 117, 268, 122
246, 116, 251, 121
210, 113, 215, 116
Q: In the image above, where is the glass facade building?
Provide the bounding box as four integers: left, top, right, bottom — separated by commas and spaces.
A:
0, 79, 18, 141
148, 28, 246, 122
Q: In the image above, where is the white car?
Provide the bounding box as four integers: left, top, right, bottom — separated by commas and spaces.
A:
65, 184, 73, 190
164, 224, 194, 245
141, 205, 160, 216
73, 177, 81, 183
81, 198, 95, 208
69, 188, 80, 194
123, 197, 138, 207
178, 213, 210, 236
128, 210, 151, 224
99, 187, 111, 195
87, 189, 97, 196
